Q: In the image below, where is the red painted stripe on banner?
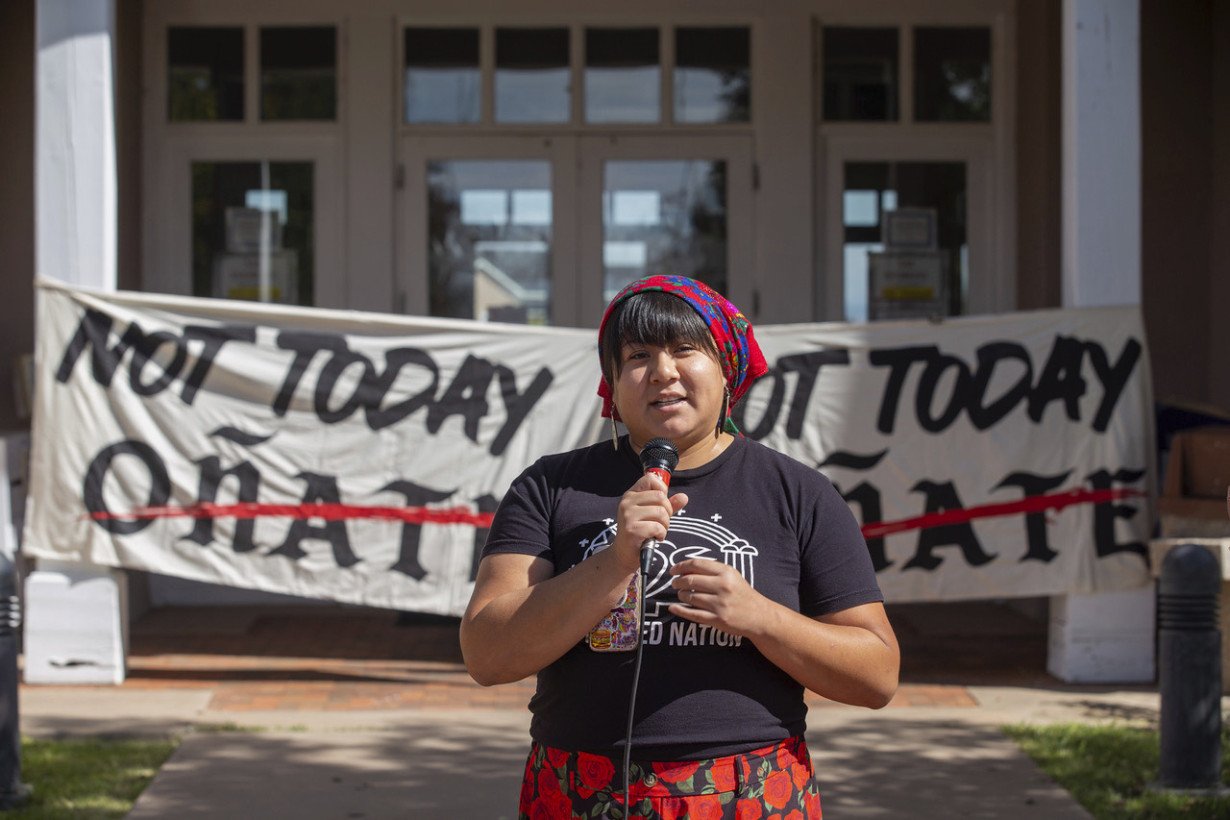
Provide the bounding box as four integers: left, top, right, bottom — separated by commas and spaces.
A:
89, 502, 497, 528
859, 487, 1147, 540
90, 486, 1144, 537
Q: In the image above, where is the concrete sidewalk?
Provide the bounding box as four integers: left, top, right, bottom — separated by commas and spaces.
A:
18, 680, 1166, 818
14, 602, 1174, 817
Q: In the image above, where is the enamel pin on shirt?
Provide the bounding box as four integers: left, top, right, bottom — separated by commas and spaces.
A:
588, 575, 641, 652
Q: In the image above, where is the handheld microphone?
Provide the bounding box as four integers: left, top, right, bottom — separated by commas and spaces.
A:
638, 438, 679, 557
639, 437, 679, 488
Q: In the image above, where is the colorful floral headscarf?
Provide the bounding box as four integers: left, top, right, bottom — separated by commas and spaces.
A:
597, 275, 769, 434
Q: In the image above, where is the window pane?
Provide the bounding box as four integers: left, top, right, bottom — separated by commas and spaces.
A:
843, 190, 880, 227
823, 27, 899, 122
914, 27, 991, 122
674, 27, 750, 123
168, 27, 244, 121
404, 28, 480, 124
260, 27, 337, 121
191, 161, 314, 306
495, 28, 570, 124
603, 161, 728, 301
585, 28, 660, 124
842, 162, 967, 322
427, 161, 552, 323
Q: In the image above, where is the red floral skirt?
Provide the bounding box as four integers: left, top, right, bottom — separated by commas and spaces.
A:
518, 735, 822, 819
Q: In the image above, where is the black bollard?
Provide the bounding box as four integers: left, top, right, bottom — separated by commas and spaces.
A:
0, 552, 29, 808
1158, 543, 1222, 790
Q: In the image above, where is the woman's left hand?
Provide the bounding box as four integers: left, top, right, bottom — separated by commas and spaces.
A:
669, 558, 899, 708
668, 558, 769, 638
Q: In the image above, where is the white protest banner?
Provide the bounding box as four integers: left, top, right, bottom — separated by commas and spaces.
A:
738, 313, 1155, 601
24, 280, 1154, 610
25, 280, 604, 614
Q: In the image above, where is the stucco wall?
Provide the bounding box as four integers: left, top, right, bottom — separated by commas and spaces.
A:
1211, 0, 1230, 411
1015, 0, 1062, 311
1141, 0, 1215, 406
117, 0, 143, 292
0, 0, 35, 432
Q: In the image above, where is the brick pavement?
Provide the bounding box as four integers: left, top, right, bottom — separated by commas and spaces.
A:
95, 603, 1013, 712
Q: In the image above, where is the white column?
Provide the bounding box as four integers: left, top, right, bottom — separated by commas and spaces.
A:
27, 0, 127, 685
36, 0, 117, 289
1062, 0, 1142, 305
1050, 0, 1153, 683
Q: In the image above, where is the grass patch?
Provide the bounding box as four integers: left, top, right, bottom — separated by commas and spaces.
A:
4, 736, 178, 818
192, 721, 308, 734
1005, 722, 1230, 819
191, 721, 267, 734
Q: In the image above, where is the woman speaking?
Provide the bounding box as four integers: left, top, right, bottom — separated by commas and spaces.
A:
461, 275, 899, 819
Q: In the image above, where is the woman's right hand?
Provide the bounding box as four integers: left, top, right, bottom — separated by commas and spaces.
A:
463, 474, 687, 685
612, 474, 688, 571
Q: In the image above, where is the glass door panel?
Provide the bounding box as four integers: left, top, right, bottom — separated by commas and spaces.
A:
840, 161, 968, 322
426, 160, 553, 323
190, 160, 314, 305
399, 137, 575, 324
601, 160, 728, 301
578, 135, 752, 326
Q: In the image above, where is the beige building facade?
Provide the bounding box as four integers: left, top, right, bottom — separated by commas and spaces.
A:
1, 0, 1228, 681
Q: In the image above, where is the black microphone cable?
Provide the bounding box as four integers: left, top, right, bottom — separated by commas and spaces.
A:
620, 542, 652, 818
621, 437, 678, 818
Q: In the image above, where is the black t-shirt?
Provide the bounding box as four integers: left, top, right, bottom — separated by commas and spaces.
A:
481, 435, 883, 759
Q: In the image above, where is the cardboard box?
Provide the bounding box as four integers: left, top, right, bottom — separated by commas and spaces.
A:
1159, 426, 1230, 537
1164, 426, 1230, 499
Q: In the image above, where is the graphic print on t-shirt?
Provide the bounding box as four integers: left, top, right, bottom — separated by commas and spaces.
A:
580, 510, 759, 620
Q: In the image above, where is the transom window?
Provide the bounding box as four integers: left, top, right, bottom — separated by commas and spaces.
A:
401, 24, 751, 127
167, 25, 339, 123
822, 25, 991, 123
168, 27, 245, 121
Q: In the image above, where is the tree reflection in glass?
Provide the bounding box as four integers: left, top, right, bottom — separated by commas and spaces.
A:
674, 28, 750, 124
427, 161, 553, 323
585, 28, 660, 124
495, 28, 570, 124
602, 160, 728, 301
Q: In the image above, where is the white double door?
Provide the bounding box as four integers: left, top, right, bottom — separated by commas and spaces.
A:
397, 134, 753, 327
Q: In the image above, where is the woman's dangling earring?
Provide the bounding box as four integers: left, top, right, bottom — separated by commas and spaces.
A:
609, 401, 622, 450
717, 385, 731, 435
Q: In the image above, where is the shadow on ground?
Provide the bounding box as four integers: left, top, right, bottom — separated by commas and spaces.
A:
808, 714, 1089, 818
126, 716, 531, 819
117, 712, 1088, 820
